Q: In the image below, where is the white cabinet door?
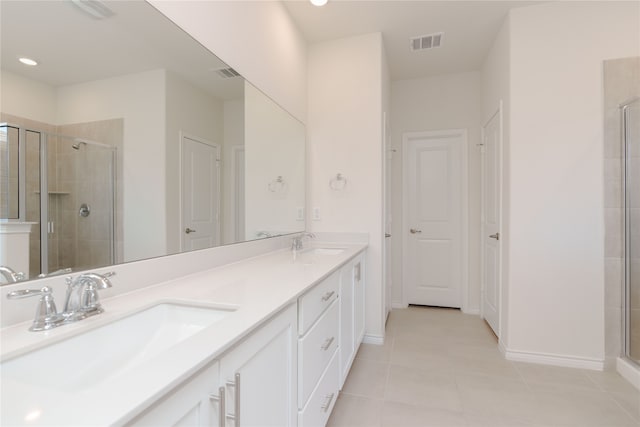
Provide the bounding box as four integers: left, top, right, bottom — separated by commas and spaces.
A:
353, 255, 365, 346
220, 304, 297, 427
338, 253, 366, 389
339, 260, 354, 386
128, 362, 222, 427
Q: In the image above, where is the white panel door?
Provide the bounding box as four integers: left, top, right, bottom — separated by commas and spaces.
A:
481, 109, 502, 336
383, 112, 393, 319
181, 135, 220, 251
404, 131, 465, 308
232, 147, 245, 242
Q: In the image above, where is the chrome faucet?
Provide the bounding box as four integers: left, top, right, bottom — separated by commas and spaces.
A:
6, 271, 115, 331
7, 286, 63, 331
0, 266, 25, 283
63, 272, 115, 320
291, 233, 316, 261
292, 232, 316, 251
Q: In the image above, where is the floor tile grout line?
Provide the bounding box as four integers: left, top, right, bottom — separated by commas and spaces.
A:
605, 390, 640, 423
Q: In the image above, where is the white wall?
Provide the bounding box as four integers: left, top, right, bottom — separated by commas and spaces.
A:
307, 33, 385, 340
165, 71, 225, 254
391, 71, 482, 312
222, 98, 245, 245
244, 82, 306, 239
0, 70, 56, 125
504, 1, 640, 363
148, 0, 307, 124
56, 70, 167, 262
481, 16, 512, 345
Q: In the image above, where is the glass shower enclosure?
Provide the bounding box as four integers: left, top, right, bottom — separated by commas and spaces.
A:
0, 124, 116, 278
624, 99, 640, 365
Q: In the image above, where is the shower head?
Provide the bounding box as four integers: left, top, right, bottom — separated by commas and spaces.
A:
72, 141, 86, 150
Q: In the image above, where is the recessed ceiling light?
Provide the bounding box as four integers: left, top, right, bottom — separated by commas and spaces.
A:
310, 0, 328, 6
18, 57, 38, 66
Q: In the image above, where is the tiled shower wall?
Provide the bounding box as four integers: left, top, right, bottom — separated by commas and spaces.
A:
58, 120, 124, 270
604, 57, 640, 365
0, 113, 123, 277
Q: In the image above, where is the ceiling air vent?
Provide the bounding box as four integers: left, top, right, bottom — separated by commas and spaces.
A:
410, 32, 443, 51
213, 67, 241, 79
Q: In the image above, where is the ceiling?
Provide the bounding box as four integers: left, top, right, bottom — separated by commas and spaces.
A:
283, 0, 541, 81
1, 0, 540, 97
0, 1, 243, 99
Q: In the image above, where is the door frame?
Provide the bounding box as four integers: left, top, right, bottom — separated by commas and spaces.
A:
179, 131, 221, 251
480, 103, 504, 338
401, 129, 469, 311
231, 145, 245, 242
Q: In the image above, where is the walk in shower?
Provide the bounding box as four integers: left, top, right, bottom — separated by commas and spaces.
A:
624, 98, 640, 365
0, 124, 116, 279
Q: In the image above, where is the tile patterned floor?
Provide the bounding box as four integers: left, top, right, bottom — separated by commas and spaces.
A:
327, 306, 640, 427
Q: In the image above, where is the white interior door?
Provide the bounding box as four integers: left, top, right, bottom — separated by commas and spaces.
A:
383, 112, 393, 320
481, 108, 502, 336
403, 130, 466, 308
232, 146, 245, 242
181, 134, 220, 251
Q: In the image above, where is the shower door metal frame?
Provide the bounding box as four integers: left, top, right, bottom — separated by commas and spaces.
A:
623, 97, 640, 364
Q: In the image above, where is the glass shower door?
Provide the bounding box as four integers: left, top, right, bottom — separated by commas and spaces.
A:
625, 99, 640, 364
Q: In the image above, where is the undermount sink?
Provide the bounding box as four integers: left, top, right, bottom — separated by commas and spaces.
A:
309, 248, 346, 255
2, 303, 234, 391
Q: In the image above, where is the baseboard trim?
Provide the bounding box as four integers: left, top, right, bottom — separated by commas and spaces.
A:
462, 307, 480, 315
503, 347, 604, 371
363, 334, 384, 345
391, 302, 407, 309
617, 357, 640, 391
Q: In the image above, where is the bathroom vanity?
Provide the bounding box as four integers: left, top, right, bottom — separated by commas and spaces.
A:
0, 241, 367, 427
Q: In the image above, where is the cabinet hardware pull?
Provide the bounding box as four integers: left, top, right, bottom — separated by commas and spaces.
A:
321, 291, 335, 302
209, 386, 225, 427
321, 336, 335, 351
321, 393, 336, 412
225, 373, 241, 426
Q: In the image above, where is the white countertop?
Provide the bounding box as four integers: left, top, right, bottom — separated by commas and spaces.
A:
0, 243, 366, 426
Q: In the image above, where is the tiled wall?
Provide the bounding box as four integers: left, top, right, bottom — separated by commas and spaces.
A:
0, 113, 122, 277
0, 126, 19, 219
603, 57, 640, 364
58, 120, 123, 270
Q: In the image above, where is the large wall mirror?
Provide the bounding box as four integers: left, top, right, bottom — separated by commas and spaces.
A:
0, 0, 305, 284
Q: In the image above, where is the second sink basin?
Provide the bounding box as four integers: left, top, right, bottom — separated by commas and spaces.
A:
2, 303, 234, 391
309, 248, 346, 255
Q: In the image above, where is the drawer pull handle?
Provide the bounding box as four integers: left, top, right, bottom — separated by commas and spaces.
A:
225, 373, 241, 426
321, 291, 335, 302
321, 393, 336, 412
209, 386, 225, 427
321, 336, 335, 351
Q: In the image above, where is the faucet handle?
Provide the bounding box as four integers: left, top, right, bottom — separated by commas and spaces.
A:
80, 272, 115, 312
7, 287, 50, 300
7, 286, 63, 331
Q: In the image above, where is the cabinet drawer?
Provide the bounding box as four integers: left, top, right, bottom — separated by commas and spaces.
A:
298, 270, 339, 335
299, 350, 339, 427
298, 299, 339, 407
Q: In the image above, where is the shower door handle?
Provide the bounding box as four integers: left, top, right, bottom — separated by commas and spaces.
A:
185, 228, 196, 234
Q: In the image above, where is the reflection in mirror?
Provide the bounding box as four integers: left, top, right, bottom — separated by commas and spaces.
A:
0, 0, 305, 284
0, 125, 19, 219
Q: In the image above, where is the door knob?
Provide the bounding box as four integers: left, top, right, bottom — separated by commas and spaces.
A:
185, 228, 196, 234
410, 228, 422, 234
489, 233, 500, 240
